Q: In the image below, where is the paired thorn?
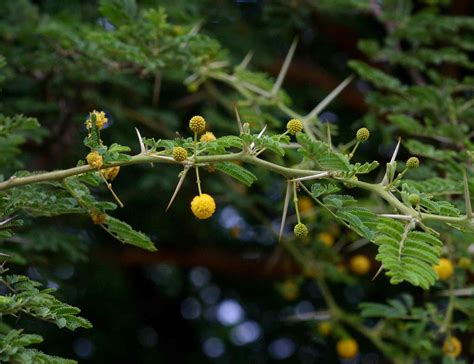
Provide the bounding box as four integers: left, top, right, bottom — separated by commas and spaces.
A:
166, 167, 191, 212
381, 137, 401, 186
271, 37, 298, 96
279, 180, 292, 242
304, 75, 354, 122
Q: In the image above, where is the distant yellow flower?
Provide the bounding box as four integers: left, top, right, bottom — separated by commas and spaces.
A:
317, 232, 335, 247
442, 336, 462, 358
434, 258, 454, 280
336, 338, 358, 359
101, 166, 120, 181
349, 255, 371, 275
191, 194, 216, 219
200, 132, 216, 142
86, 151, 103, 169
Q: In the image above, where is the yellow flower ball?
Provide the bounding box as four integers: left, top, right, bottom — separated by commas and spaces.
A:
286, 118, 303, 135
200, 131, 216, 142
90, 110, 108, 130
356, 127, 370, 142
442, 336, 462, 358
172, 146, 188, 162
86, 151, 103, 169
349, 255, 371, 275
191, 193, 216, 219
336, 338, 359, 359
189, 115, 207, 134
317, 232, 335, 247
434, 258, 454, 280
318, 322, 332, 336
101, 166, 120, 181
297, 196, 314, 214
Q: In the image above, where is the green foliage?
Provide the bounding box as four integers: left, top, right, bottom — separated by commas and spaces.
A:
214, 162, 257, 187
374, 218, 442, 289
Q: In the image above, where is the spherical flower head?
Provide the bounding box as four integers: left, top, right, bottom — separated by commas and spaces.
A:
349, 255, 371, 275
408, 194, 420, 206
443, 336, 462, 358
286, 118, 303, 135
336, 338, 359, 359
191, 193, 216, 219
86, 151, 103, 169
434, 258, 454, 280
317, 232, 335, 247
294, 223, 308, 239
200, 131, 216, 142
172, 146, 188, 162
90, 210, 107, 225
356, 127, 370, 142
91, 110, 108, 130
101, 166, 120, 181
189, 115, 207, 134
318, 322, 332, 336
406, 157, 420, 169
458, 257, 472, 270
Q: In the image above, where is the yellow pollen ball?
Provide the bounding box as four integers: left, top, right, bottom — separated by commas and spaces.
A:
86, 151, 103, 169
442, 336, 462, 358
336, 338, 359, 359
349, 255, 371, 275
317, 232, 335, 247
189, 115, 207, 134
191, 193, 216, 219
101, 166, 120, 181
172, 146, 188, 162
434, 258, 454, 280
90, 110, 108, 130
200, 132, 216, 142
286, 118, 303, 135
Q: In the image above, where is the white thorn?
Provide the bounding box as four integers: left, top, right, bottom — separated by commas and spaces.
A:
271, 38, 298, 96
304, 75, 354, 121
381, 138, 401, 185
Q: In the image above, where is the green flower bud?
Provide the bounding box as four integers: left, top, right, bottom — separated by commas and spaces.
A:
406, 157, 420, 169
356, 127, 370, 142
294, 223, 308, 239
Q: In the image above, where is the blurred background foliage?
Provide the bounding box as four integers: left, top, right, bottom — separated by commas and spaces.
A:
0, 0, 473, 363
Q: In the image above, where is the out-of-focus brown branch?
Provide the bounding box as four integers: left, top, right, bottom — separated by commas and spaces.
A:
113, 245, 301, 278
